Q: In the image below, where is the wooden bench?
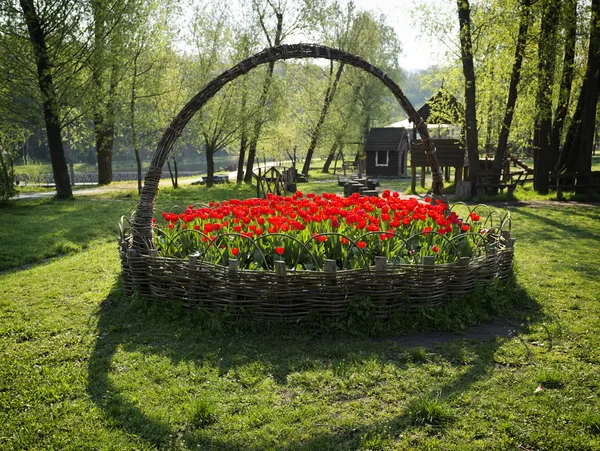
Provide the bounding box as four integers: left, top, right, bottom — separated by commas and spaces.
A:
360, 189, 379, 197
337, 175, 350, 186
476, 180, 517, 201
551, 172, 598, 200
202, 174, 229, 184
366, 178, 379, 189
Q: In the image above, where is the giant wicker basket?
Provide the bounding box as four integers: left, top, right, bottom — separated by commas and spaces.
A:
119, 43, 515, 321
119, 205, 515, 321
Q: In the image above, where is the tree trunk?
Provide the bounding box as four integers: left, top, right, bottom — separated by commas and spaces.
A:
167, 159, 175, 187
322, 141, 338, 173
557, 0, 600, 180
237, 132, 247, 183
135, 148, 142, 195
550, 0, 577, 172
19, 0, 72, 199
557, 80, 586, 173
173, 157, 178, 188
95, 121, 114, 185
92, 2, 119, 186
493, 0, 531, 184
574, 0, 600, 176
457, 0, 480, 195
206, 147, 215, 188
130, 49, 142, 195
302, 62, 345, 176
244, 60, 276, 184
533, 0, 560, 194
95, 66, 118, 185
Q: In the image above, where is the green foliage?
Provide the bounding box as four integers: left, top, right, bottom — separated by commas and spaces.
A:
408, 347, 429, 363
188, 395, 217, 428
408, 395, 453, 426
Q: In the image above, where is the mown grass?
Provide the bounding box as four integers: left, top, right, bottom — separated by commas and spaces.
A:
1, 179, 599, 449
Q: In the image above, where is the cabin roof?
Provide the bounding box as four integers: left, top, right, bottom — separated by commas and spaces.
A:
364, 127, 407, 152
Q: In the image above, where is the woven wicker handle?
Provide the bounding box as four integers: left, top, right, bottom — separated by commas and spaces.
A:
131, 43, 442, 252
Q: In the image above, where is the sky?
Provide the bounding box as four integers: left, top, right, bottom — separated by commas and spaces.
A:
350, 0, 453, 71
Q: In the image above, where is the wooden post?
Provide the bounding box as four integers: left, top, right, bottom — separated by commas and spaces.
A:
411, 165, 417, 191
374, 256, 388, 316
257, 167, 261, 198
323, 259, 337, 316
187, 256, 198, 305
275, 260, 286, 276
375, 256, 387, 271
324, 259, 337, 274
420, 166, 426, 188
455, 166, 463, 182
422, 256, 435, 265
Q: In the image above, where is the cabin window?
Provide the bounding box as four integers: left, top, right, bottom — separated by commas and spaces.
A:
376, 151, 389, 167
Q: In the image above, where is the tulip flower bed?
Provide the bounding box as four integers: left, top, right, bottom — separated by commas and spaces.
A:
120, 191, 515, 320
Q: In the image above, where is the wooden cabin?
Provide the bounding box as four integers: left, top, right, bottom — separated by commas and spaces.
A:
364, 127, 410, 177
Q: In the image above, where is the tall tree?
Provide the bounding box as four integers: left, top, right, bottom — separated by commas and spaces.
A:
90, 0, 130, 185
550, 0, 577, 170
243, 2, 283, 184
457, 0, 479, 195
557, 0, 600, 178
242, 0, 319, 183
300, 1, 401, 175
196, 84, 247, 187
126, 2, 182, 195
492, 0, 532, 184
301, 61, 344, 176
18, 0, 72, 198
533, 0, 560, 194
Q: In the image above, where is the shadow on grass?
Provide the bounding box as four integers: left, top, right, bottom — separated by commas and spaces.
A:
0, 198, 131, 272
511, 206, 600, 245
87, 278, 542, 450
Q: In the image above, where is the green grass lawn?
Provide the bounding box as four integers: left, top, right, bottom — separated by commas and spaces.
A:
1, 181, 599, 449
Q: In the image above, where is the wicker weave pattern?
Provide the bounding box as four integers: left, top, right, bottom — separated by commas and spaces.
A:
119, 241, 514, 321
